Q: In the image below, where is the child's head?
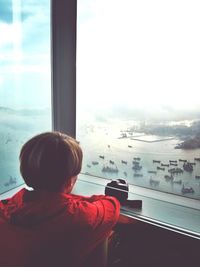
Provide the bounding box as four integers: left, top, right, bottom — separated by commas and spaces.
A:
19, 132, 82, 192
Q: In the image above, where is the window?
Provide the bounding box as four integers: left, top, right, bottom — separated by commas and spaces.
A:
0, 0, 51, 194
77, 0, 200, 204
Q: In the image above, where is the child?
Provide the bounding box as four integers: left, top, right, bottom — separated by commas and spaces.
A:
0, 132, 120, 267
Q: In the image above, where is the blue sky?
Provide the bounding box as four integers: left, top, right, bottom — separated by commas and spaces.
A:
0, 0, 51, 109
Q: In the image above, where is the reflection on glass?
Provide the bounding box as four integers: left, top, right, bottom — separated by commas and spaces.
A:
0, 0, 51, 194
77, 0, 200, 200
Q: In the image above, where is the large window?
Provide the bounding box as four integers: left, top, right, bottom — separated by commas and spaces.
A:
0, 0, 51, 194
77, 0, 200, 202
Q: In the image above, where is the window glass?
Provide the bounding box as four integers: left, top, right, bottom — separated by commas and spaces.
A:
0, 0, 51, 193
77, 0, 200, 201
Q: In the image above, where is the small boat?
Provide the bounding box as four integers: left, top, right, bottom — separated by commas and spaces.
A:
109, 160, 115, 165
172, 179, 182, 185
149, 177, 160, 187
183, 162, 193, 172
179, 159, 187, 162
153, 160, 161, 163
133, 157, 141, 161
161, 163, 169, 167
92, 161, 99, 165
170, 162, 178, 166
157, 166, 165, 171
132, 165, 142, 171
181, 184, 194, 194
169, 160, 178, 163
194, 157, 200, 161
164, 174, 174, 181
168, 167, 183, 174
102, 166, 118, 173
121, 160, 127, 164
4, 176, 17, 187
128, 145, 132, 148
195, 175, 200, 179
99, 155, 105, 159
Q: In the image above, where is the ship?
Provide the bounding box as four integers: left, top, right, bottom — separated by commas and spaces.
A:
172, 179, 182, 185
133, 157, 141, 161
181, 184, 194, 194
164, 174, 174, 181
169, 160, 178, 163
168, 167, 183, 174
148, 170, 157, 174
4, 176, 17, 187
183, 162, 193, 172
149, 177, 160, 187
157, 166, 165, 171
169, 162, 178, 166
161, 163, 169, 167
179, 159, 187, 162
132, 165, 142, 171
102, 166, 119, 173
153, 160, 161, 163
92, 161, 99, 165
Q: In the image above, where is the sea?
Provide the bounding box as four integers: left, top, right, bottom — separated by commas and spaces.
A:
77, 120, 200, 201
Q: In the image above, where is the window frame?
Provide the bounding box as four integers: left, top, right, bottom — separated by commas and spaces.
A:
51, 0, 77, 137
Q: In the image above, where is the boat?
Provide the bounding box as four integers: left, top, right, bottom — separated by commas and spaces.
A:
128, 145, 132, 148
179, 159, 187, 162
102, 166, 118, 173
92, 161, 99, 165
181, 184, 194, 194
183, 162, 193, 172
99, 155, 105, 159
132, 160, 139, 165
121, 160, 127, 164
132, 165, 142, 171
157, 166, 165, 171
169, 160, 177, 163
194, 157, 200, 161
149, 177, 160, 187
148, 170, 157, 174
168, 167, 183, 174
133, 157, 141, 161
161, 163, 169, 167
109, 160, 115, 165
164, 174, 174, 181
4, 176, 17, 187
195, 175, 200, 179
170, 162, 178, 166
153, 160, 161, 163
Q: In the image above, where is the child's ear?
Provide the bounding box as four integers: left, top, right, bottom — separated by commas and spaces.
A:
64, 176, 77, 193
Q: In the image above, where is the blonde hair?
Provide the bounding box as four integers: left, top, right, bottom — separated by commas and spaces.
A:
19, 132, 82, 191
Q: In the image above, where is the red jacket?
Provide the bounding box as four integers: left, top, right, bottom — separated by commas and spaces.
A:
0, 188, 120, 267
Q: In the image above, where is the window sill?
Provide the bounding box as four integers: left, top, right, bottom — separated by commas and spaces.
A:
73, 174, 200, 240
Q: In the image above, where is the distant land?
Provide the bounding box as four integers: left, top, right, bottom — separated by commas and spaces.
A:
127, 120, 200, 150
175, 136, 200, 150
